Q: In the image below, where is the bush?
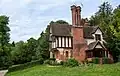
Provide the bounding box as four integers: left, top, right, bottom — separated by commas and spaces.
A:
8, 59, 43, 72
103, 57, 109, 64
44, 59, 60, 66
60, 61, 64, 65
92, 57, 99, 64
49, 58, 56, 61
44, 60, 50, 64
64, 58, 79, 67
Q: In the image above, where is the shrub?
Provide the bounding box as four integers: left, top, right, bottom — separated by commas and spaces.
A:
44, 60, 50, 64
92, 57, 99, 64
64, 58, 79, 67
102, 57, 109, 64
49, 58, 56, 61
8, 59, 43, 72
44, 59, 60, 66
60, 61, 64, 65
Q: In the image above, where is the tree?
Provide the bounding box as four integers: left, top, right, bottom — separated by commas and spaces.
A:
107, 5, 120, 62
11, 38, 38, 64
50, 20, 69, 25
26, 38, 37, 60
0, 15, 10, 49
36, 27, 49, 60
11, 41, 28, 64
89, 2, 112, 32
0, 15, 12, 68
12, 41, 15, 47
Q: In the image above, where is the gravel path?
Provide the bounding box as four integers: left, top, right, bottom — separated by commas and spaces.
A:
0, 70, 8, 76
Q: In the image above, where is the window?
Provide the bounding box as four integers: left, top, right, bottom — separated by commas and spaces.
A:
95, 34, 101, 41
66, 51, 69, 58
87, 51, 92, 58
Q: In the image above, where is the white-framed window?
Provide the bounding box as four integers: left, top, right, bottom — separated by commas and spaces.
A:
95, 34, 101, 41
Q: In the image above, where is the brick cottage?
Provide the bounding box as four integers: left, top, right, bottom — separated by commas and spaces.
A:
48, 5, 113, 63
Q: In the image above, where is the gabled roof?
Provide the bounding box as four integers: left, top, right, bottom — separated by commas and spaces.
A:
50, 24, 103, 38
50, 24, 72, 36
87, 41, 106, 51
83, 26, 98, 39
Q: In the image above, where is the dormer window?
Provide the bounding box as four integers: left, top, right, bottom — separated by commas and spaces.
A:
95, 34, 101, 41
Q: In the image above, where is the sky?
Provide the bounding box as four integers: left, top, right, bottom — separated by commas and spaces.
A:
0, 0, 119, 42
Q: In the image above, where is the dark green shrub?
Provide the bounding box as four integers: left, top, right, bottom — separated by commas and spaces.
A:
44, 59, 60, 66
8, 59, 43, 72
49, 58, 56, 61
92, 57, 99, 64
64, 58, 79, 67
103, 57, 109, 64
44, 60, 50, 64
60, 61, 64, 65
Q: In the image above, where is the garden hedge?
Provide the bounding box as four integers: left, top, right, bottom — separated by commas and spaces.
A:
8, 59, 43, 72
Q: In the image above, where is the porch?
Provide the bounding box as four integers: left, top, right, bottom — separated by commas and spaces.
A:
86, 48, 111, 64
86, 41, 112, 64
86, 48, 108, 58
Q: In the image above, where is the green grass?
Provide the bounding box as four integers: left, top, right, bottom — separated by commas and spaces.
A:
6, 63, 120, 76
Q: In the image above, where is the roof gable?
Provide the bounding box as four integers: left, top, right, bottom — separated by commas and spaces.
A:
92, 27, 103, 34
83, 26, 97, 39
87, 41, 106, 50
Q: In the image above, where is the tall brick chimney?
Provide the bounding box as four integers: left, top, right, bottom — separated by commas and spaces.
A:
76, 6, 81, 26
71, 5, 81, 26
71, 5, 77, 25
71, 5, 87, 63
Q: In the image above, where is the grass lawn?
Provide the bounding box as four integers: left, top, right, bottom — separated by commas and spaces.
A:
6, 63, 120, 76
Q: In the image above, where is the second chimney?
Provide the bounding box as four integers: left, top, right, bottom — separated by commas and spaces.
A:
76, 6, 81, 26
71, 5, 81, 26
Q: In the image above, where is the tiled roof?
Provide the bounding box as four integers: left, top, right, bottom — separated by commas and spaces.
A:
50, 24, 72, 36
87, 41, 106, 50
50, 24, 101, 38
83, 26, 98, 39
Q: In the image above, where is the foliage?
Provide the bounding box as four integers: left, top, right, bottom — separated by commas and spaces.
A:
11, 41, 30, 64
11, 38, 39, 65
44, 59, 57, 65
92, 57, 110, 64
0, 15, 12, 69
102, 57, 109, 64
49, 20, 69, 25
49, 58, 56, 61
0, 15, 10, 47
64, 58, 79, 67
92, 57, 99, 64
44, 58, 60, 66
8, 59, 43, 72
36, 27, 50, 60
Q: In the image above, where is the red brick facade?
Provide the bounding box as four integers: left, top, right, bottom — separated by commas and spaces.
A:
72, 26, 87, 63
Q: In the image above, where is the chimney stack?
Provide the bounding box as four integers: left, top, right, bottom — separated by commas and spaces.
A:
71, 5, 81, 26
76, 6, 81, 26
71, 5, 77, 25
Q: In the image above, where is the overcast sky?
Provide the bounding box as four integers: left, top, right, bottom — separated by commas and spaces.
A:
0, 0, 119, 42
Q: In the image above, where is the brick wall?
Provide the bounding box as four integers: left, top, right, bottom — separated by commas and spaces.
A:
72, 26, 87, 63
